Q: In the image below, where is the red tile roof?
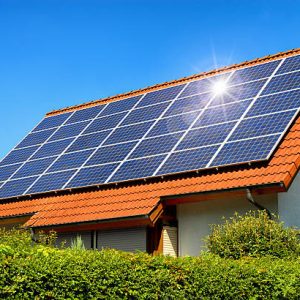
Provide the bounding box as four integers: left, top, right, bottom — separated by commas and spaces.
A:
1, 48, 300, 228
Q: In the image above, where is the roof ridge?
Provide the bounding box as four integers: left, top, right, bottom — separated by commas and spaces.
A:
47, 48, 300, 116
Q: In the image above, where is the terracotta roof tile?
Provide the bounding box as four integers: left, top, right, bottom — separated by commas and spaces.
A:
1, 49, 300, 228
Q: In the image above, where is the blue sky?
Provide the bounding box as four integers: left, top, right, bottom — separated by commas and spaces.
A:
0, 0, 299, 159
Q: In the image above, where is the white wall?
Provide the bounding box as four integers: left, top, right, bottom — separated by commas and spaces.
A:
278, 171, 300, 228
177, 193, 277, 256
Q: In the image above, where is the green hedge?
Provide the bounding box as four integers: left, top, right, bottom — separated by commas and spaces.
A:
1, 229, 300, 299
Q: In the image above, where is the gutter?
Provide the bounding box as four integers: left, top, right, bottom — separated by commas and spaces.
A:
246, 188, 272, 219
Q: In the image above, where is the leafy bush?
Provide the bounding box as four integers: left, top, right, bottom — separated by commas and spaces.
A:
1, 229, 300, 299
206, 210, 300, 259
71, 235, 86, 250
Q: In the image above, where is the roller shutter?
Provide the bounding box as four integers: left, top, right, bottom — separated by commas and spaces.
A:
163, 226, 178, 257
97, 227, 146, 252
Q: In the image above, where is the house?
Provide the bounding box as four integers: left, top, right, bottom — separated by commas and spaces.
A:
0, 48, 300, 256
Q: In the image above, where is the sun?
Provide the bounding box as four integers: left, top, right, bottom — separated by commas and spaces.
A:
212, 80, 228, 96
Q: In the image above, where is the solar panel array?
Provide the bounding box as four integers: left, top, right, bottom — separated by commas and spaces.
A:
1, 54, 300, 199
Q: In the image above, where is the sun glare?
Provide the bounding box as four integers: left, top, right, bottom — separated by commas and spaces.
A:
212, 80, 228, 96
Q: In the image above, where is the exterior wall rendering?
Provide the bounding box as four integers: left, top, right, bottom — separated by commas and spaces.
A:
278, 171, 300, 228
177, 194, 278, 256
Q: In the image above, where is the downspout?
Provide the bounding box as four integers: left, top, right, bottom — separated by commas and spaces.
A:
30, 228, 39, 244
246, 188, 272, 219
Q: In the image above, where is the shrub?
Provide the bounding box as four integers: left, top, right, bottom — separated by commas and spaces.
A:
206, 210, 300, 259
71, 235, 86, 250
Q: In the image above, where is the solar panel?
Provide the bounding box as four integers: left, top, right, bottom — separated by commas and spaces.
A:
33, 112, 72, 132
48, 150, 94, 172
28, 170, 77, 194
210, 135, 280, 167
12, 157, 57, 179
146, 111, 201, 137
129, 133, 183, 159
109, 155, 167, 183
0, 164, 22, 181
0, 146, 39, 166
66, 105, 104, 125
177, 122, 236, 150
32, 138, 75, 159
157, 146, 219, 175
86, 142, 137, 165
193, 100, 251, 128
17, 128, 56, 148
1, 54, 300, 199
66, 131, 111, 152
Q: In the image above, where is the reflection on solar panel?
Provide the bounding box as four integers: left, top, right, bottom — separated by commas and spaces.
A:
1, 54, 300, 199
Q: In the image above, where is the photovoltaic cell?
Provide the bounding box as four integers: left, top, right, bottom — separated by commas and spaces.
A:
147, 111, 200, 137
12, 157, 57, 179
17, 128, 56, 148
193, 100, 251, 128
247, 89, 300, 117
0, 146, 39, 166
104, 121, 154, 145
121, 102, 170, 126
66, 105, 104, 124
0, 164, 22, 181
66, 130, 111, 152
129, 133, 183, 159
164, 93, 209, 117
277, 54, 300, 75
100, 96, 141, 116
229, 110, 296, 141
33, 112, 72, 132
28, 170, 76, 194
86, 142, 137, 166
109, 155, 166, 182
157, 146, 219, 175
0, 176, 38, 198
32, 138, 74, 159
83, 112, 127, 134
137, 84, 185, 107
48, 149, 94, 172
211, 135, 280, 167
66, 163, 119, 188
177, 122, 236, 150
262, 71, 300, 95
49, 121, 89, 142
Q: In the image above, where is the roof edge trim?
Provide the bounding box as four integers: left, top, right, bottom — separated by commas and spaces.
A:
25, 213, 152, 230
